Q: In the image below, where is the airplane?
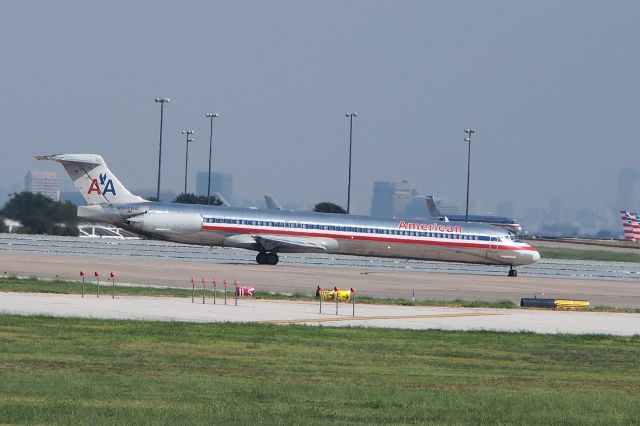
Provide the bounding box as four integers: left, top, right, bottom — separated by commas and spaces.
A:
425, 195, 522, 235
213, 192, 230, 207
620, 210, 640, 241
264, 194, 283, 210
37, 154, 540, 276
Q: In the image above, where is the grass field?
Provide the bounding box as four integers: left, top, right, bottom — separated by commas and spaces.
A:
535, 246, 640, 263
0, 315, 638, 425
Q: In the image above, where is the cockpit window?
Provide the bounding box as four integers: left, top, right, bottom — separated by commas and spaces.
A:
503, 233, 523, 243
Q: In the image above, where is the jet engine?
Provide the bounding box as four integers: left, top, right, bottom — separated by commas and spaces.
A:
126, 212, 203, 234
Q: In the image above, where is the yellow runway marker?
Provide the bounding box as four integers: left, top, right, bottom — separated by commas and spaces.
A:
264, 311, 505, 325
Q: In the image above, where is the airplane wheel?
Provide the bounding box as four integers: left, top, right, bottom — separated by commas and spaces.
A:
508, 269, 517, 277
266, 252, 279, 265
256, 252, 267, 264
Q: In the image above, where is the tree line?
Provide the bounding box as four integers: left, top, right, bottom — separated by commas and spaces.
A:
0, 192, 347, 236
0, 192, 78, 236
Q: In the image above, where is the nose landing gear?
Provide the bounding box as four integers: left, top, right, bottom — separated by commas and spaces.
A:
508, 266, 518, 277
256, 251, 279, 265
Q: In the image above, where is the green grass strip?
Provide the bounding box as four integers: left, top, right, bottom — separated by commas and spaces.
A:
535, 246, 640, 263
0, 276, 519, 309
0, 315, 638, 425
2, 276, 639, 313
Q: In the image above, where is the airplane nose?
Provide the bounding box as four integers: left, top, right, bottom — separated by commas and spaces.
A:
516, 246, 540, 265
530, 249, 540, 263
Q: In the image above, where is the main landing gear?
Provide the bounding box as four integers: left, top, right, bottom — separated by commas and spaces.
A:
256, 251, 279, 265
508, 266, 518, 277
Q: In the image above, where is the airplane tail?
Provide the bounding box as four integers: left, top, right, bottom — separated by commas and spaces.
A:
213, 192, 230, 207
425, 195, 448, 221
620, 210, 640, 241
36, 154, 147, 205
264, 194, 283, 210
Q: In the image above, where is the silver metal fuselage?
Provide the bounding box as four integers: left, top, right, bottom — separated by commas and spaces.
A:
81, 202, 540, 267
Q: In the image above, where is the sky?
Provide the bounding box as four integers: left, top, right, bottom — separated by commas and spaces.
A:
1, 1, 639, 215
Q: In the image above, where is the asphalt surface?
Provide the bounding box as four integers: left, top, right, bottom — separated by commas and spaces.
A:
1, 250, 640, 308
0, 292, 637, 336
3, 234, 640, 281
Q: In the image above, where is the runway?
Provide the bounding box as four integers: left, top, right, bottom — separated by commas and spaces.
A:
3, 234, 640, 281
0, 292, 637, 335
0, 234, 639, 308
1, 249, 640, 308
1, 234, 639, 334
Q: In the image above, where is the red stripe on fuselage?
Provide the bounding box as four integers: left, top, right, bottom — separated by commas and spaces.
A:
200, 224, 537, 252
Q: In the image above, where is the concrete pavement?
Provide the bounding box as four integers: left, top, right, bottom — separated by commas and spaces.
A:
1, 292, 638, 336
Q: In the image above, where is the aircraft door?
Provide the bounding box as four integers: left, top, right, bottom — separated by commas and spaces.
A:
488, 236, 499, 259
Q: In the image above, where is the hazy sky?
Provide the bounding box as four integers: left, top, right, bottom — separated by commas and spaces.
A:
1, 1, 638, 214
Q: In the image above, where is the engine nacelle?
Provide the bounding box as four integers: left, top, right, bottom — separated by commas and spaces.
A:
78, 204, 119, 222
127, 212, 202, 234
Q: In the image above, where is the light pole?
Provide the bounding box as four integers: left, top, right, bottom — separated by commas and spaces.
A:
205, 113, 219, 204
182, 130, 195, 194
345, 112, 358, 214
154, 97, 170, 201
463, 128, 476, 222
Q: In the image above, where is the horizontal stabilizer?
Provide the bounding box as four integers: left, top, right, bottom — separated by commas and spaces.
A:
37, 153, 146, 205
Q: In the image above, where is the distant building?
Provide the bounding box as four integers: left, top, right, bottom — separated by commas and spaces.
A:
24, 171, 59, 201
370, 180, 419, 218
617, 168, 640, 210
392, 180, 417, 217
370, 181, 394, 217
196, 171, 233, 202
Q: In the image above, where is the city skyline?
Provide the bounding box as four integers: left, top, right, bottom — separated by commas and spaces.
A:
10, 166, 628, 237
1, 2, 639, 220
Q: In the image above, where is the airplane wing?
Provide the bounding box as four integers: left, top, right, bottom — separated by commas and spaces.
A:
254, 235, 330, 252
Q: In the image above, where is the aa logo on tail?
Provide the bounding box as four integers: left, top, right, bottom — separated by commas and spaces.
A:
87, 173, 116, 196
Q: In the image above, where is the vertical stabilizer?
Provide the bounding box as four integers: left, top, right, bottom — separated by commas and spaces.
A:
620, 210, 640, 241
36, 154, 147, 205
425, 195, 448, 221
213, 192, 230, 207
264, 194, 283, 210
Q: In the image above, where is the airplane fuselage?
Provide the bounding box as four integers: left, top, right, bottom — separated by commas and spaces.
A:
81, 202, 539, 267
